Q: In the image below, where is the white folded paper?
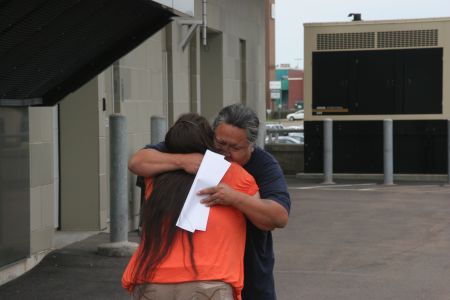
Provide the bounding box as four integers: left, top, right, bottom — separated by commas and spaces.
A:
176, 150, 231, 232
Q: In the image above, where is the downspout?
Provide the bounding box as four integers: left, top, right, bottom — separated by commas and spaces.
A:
202, 0, 207, 47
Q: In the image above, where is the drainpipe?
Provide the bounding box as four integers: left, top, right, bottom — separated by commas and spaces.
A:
202, 0, 207, 47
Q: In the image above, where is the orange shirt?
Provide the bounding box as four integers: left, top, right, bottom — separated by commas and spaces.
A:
122, 162, 258, 300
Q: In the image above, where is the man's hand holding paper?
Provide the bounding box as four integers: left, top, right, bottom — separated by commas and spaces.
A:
176, 150, 230, 232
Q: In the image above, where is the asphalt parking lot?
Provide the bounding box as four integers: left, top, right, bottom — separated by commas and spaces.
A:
1, 178, 449, 300
274, 178, 450, 300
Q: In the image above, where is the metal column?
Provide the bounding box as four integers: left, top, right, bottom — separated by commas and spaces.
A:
323, 118, 334, 184
384, 119, 394, 185
98, 114, 138, 256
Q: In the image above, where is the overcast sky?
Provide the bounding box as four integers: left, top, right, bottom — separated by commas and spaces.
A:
275, 0, 450, 68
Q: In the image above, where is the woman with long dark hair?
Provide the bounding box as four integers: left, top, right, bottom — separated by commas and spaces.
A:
122, 113, 258, 300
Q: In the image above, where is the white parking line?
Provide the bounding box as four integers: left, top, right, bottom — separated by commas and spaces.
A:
290, 183, 377, 190
275, 270, 374, 277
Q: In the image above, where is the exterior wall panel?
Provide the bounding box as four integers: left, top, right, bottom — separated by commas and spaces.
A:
0, 107, 30, 267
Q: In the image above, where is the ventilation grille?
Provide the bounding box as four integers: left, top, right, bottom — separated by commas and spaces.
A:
316, 29, 438, 50
377, 29, 438, 48
317, 32, 375, 50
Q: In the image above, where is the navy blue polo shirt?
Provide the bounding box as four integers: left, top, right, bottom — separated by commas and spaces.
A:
241, 146, 290, 300
142, 143, 291, 300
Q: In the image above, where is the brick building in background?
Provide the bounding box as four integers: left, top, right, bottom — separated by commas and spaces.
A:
275, 65, 304, 110
288, 69, 304, 110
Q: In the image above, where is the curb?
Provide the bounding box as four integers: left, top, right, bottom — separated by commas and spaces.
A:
295, 173, 448, 183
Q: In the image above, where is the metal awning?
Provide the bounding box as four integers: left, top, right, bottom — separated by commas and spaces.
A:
0, 0, 174, 106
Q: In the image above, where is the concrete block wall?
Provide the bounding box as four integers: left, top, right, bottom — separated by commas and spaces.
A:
121, 31, 166, 152
119, 31, 168, 229
29, 107, 55, 253
265, 144, 304, 175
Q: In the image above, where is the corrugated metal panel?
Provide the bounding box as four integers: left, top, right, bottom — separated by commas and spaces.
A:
0, 0, 174, 106
317, 32, 375, 50
316, 29, 438, 51
377, 29, 438, 48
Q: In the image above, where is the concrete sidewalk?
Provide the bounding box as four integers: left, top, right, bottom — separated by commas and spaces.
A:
0, 232, 138, 300
1, 179, 450, 299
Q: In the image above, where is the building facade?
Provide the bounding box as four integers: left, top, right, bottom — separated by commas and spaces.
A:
287, 69, 304, 110
0, 0, 268, 284
265, 0, 276, 110
274, 67, 304, 110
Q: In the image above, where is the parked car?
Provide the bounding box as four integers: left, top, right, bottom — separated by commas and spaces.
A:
265, 136, 301, 144
266, 123, 288, 137
288, 132, 304, 143
286, 110, 304, 121
285, 125, 304, 130
266, 123, 284, 130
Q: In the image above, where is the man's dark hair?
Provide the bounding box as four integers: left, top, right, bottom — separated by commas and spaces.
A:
212, 103, 259, 144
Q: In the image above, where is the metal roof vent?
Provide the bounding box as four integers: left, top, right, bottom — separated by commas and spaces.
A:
348, 13, 362, 21
377, 29, 438, 48
317, 32, 375, 50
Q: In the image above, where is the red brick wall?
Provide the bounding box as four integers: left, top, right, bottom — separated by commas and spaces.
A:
288, 69, 304, 109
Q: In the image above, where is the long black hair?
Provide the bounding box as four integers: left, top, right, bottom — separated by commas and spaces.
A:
130, 113, 215, 290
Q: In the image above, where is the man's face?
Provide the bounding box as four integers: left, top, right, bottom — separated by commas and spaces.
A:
214, 123, 254, 166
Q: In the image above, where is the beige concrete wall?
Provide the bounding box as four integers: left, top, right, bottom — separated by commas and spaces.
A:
121, 31, 167, 150
168, 23, 193, 120
201, 0, 267, 144
29, 107, 55, 253
97, 71, 112, 232
207, 0, 266, 106
59, 78, 105, 231
118, 30, 168, 229
200, 31, 223, 121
